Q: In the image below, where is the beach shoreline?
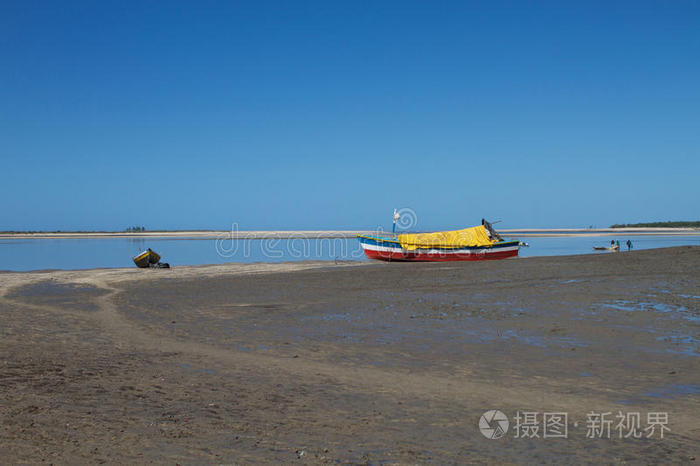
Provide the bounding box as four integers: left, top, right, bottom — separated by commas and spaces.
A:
1, 246, 698, 463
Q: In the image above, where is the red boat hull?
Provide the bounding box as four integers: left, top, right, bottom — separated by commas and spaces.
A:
362, 247, 519, 262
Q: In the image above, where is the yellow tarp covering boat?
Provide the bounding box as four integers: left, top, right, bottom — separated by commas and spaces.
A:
398, 225, 495, 251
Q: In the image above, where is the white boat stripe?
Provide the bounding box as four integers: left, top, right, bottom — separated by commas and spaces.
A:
361, 243, 520, 254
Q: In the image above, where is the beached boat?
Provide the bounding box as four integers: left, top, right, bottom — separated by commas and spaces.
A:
133, 248, 161, 268
593, 245, 619, 251
357, 220, 520, 262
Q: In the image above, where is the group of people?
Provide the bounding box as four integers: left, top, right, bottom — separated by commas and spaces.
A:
611, 239, 633, 251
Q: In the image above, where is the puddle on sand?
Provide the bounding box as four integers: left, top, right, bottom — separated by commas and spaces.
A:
236, 344, 271, 352
6, 280, 106, 312
654, 334, 699, 357
643, 384, 700, 399
179, 363, 214, 375
616, 384, 700, 405
320, 312, 354, 322
8, 280, 103, 298
461, 328, 589, 349
600, 300, 699, 323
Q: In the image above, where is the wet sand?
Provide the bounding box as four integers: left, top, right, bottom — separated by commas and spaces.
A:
1, 248, 698, 463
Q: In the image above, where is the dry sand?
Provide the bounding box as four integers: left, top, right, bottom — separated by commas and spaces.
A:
1, 248, 698, 463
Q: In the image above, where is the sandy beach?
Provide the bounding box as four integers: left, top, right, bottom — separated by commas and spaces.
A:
1, 247, 698, 463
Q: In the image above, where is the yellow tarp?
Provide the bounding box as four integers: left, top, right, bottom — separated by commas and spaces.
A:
398, 225, 495, 250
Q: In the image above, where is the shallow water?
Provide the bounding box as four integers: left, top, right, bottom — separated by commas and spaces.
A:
643, 384, 700, 399
0, 234, 698, 271
601, 300, 698, 323
512, 234, 700, 258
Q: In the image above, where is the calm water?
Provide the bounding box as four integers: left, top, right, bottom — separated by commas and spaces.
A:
1, 235, 699, 272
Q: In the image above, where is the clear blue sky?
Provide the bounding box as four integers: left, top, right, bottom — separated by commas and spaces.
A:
2, 1, 698, 231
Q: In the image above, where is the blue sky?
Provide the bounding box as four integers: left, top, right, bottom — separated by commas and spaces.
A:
1, 1, 698, 231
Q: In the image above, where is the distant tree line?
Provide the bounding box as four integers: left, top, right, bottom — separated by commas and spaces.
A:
610, 221, 700, 228
125, 226, 147, 232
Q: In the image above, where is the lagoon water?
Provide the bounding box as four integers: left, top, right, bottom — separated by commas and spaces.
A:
1, 235, 699, 272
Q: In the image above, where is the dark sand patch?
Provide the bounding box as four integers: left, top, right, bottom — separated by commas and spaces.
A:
6, 280, 107, 313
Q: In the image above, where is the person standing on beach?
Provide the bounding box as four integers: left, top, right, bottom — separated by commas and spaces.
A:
616, 240, 620, 250
626, 240, 632, 251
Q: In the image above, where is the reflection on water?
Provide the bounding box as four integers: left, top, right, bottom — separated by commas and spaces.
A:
0, 234, 698, 271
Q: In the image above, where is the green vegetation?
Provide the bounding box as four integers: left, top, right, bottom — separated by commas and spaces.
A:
610, 221, 700, 228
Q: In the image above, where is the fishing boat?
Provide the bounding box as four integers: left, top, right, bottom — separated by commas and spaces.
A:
133, 248, 161, 268
357, 218, 520, 262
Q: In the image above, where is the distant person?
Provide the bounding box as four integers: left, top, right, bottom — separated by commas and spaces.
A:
611, 240, 615, 248
626, 240, 632, 251
616, 240, 620, 249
